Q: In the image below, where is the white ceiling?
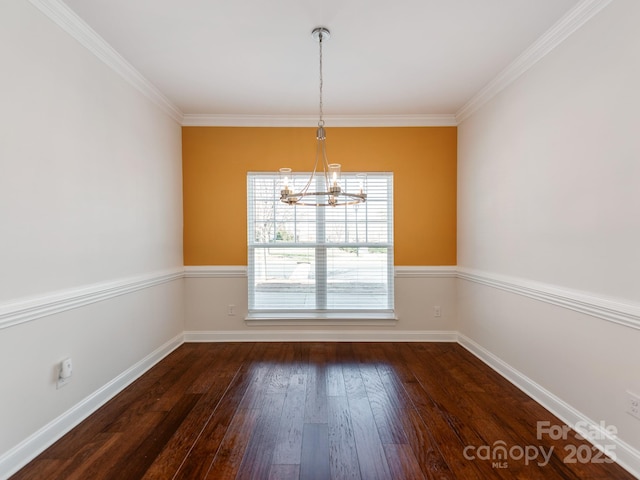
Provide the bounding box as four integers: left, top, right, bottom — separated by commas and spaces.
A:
61, 0, 581, 118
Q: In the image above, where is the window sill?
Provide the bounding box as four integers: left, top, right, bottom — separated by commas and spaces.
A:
245, 312, 398, 327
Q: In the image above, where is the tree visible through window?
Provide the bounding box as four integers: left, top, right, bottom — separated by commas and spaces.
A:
247, 172, 394, 315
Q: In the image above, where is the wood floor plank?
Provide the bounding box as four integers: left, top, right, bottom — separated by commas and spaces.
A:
339, 344, 367, 400
289, 342, 310, 376
358, 362, 408, 445
326, 362, 347, 397
8, 458, 64, 480
13, 432, 120, 480
268, 464, 300, 480
238, 344, 280, 410
409, 345, 533, 480
174, 343, 262, 480
347, 394, 393, 479
235, 393, 287, 480
386, 343, 489, 480
203, 407, 260, 480
141, 343, 249, 479
11, 342, 635, 480
140, 372, 236, 479
265, 343, 296, 395
57, 433, 125, 480
384, 443, 427, 480
230, 345, 291, 479
272, 373, 307, 465
105, 395, 202, 480
304, 343, 329, 424
406, 345, 530, 476
409, 344, 579, 479
396, 406, 455, 480
148, 347, 219, 413
300, 423, 331, 480
327, 395, 362, 480
187, 343, 243, 394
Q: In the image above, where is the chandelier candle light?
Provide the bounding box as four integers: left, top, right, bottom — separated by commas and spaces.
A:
279, 27, 367, 207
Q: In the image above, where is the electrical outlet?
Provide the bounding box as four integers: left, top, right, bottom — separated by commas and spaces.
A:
228, 304, 236, 316
56, 358, 73, 389
627, 391, 640, 420
434, 306, 441, 317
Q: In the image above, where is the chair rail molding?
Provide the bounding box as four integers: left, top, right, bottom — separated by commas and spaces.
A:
0, 269, 184, 330
457, 267, 640, 331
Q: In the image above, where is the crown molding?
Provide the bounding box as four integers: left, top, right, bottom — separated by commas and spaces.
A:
455, 0, 613, 123
28, 0, 184, 124
25, 0, 612, 129
181, 114, 458, 127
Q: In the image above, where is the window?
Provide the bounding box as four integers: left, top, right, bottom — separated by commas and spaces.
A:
247, 172, 394, 318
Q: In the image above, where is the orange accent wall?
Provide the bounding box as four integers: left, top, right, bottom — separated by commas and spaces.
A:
182, 126, 456, 266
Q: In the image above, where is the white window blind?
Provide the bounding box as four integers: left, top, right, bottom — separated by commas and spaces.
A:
247, 172, 394, 315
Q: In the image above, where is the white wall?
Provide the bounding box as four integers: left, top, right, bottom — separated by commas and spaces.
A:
0, 0, 184, 473
458, 0, 640, 471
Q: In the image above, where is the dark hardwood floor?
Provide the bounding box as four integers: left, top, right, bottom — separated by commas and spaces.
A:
12, 342, 634, 479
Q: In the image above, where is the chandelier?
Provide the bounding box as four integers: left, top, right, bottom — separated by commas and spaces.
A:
279, 27, 367, 207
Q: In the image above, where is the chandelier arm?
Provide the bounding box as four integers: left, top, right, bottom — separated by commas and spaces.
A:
293, 137, 322, 198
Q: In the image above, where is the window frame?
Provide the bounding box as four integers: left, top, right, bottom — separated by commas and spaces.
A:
246, 171, 395, 321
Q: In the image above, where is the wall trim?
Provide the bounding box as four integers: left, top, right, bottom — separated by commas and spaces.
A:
395, 266, 457, 278
183, 266, 247, 278
455, 0, 613, 123
184, 330, 458, 343
181, 114, 458, 127
184, 266, 458, 279
184, 265, 640, 332
457, 267, 640, 331
0, 269, 184, 330
457, 333, 640, 479
0, 333, 184, 480
27, 0, 184, 123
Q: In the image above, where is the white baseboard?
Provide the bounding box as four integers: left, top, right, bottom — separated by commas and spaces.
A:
0, 333, 184, 480
184, 330, 458, 343
457, 333, 640, 479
